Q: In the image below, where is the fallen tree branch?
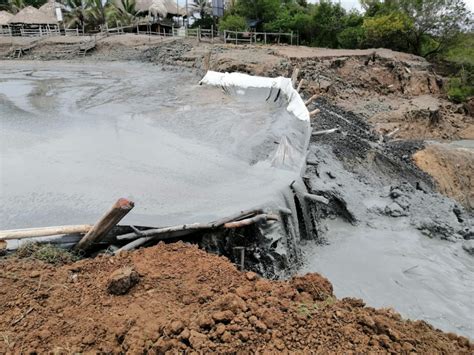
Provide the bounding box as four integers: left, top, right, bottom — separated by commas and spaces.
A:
296, 79, 305, 93
312, 127, 340, 136
223, 214, 279, 229
0, 225, 92, 241
117, 208, 264, 241
305, 94, 319, 106
309, 109, 320, 117
303, 193, 329, 205
74, 198, 134, 252
291, 68, 300, 87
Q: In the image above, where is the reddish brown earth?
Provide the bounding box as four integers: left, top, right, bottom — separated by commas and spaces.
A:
0, 242, 472, 353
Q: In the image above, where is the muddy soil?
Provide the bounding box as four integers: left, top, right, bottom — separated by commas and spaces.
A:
0, 242, 472, 353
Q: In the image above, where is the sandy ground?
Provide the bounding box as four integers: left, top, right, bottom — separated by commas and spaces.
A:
0, 242, 472, 353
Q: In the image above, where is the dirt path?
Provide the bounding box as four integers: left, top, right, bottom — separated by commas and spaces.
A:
0, 242, 471, 353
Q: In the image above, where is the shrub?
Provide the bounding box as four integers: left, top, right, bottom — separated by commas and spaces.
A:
218, 15, 247, 32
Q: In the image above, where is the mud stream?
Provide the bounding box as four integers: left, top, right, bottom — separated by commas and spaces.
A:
0, 61, 472, 339
0, 61, 307, 229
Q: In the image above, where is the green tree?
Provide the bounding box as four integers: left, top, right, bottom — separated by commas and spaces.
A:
311, 0, 347, 47
362, 11, 413, 52
399, 0, 473, 56
218, 14, 247, 31
236, 0, 280, 24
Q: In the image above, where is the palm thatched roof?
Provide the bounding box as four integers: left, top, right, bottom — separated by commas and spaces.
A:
0, 10, 14, 26
8, 6, 58, 24
131, 0, 187, 17
39, 1, 66, 16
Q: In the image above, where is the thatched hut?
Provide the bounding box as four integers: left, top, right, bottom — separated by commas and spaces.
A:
114, 0, 187, 34
8, 6, 59, 36
0, 10, 13, 34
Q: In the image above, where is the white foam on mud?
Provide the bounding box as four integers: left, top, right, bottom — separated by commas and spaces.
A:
200, 71, 310, 122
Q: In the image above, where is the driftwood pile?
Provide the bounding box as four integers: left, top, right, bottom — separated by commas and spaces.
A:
0, 198, 280, 255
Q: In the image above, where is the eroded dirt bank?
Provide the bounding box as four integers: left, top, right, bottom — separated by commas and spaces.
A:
0, 242, 472, 353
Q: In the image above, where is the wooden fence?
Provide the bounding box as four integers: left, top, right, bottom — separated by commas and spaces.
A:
223, 30, 298, 46
0, 24, 300, 46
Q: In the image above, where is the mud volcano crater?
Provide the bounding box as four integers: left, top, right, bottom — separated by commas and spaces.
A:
0, 61, 311, 276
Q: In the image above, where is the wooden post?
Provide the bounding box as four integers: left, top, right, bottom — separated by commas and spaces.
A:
73, 198, 134, 252
0, 225, 93, 240
290, 31, 293, 45
264, 32, 267, 45
224, 30, 226, 43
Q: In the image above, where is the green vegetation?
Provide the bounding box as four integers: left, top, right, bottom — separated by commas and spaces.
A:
2, 0, 472, 102
218, 14, 248, 31
16, 243, 80, 265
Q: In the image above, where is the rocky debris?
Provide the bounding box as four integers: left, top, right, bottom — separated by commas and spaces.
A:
106, 267, 140, 295
462, 240, 474, 255
1, 242, 472, 353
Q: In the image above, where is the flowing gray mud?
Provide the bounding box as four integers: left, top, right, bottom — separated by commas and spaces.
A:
0, 61, 307, 229
301, 101, 474, 338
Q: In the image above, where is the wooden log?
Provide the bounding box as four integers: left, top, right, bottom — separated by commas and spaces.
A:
303, 193, 329, 205
223, 214, 279, 229
73, 198, 134, 252
0, 225, 92, 241
304, 94, 319, 106
291, 68, 300, 87
114, 232, 183, 254
310, 108, 320, 117
312, 127, 340, 136
209, 208, 263, 228
116, 222, 211, 241
116, 208, 263, 241
296, 79, 305, 93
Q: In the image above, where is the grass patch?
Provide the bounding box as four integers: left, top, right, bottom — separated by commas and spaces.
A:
16, 243, 80, 265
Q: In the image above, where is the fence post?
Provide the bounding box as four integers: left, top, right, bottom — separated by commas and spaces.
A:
264, 32, 267, 45
291, 31, 293, 45
235, 31, 237, 45
224, 30, 226, 44
211, 25, 214, 42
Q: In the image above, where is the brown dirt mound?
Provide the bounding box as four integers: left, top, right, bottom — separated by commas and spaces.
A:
0, 242, 471, 353
413, 144, 474, 209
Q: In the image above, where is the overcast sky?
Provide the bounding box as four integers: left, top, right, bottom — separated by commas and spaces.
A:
326, 0, 474, 12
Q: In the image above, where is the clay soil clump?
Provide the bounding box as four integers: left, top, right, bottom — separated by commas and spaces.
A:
0, 242, 472, 353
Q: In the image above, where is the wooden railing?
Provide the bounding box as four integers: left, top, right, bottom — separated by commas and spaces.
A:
0, 24, 299, 46
223, 30, 298, 46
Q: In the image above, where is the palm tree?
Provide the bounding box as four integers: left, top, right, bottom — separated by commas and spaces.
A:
64, 0, 87, 29
190, 0, 210, 19
8, 0, 25, 14
107, 0, 139, 26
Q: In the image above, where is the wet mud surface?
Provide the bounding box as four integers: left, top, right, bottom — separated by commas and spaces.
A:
301, 100, 474, 337
0, 61, 306, 229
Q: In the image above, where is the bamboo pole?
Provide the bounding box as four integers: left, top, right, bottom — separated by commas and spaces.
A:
73, 198, 134, 252
0, 225, 92, 241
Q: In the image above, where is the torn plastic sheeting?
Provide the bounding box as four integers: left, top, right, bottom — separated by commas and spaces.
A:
200, 71, 310, 122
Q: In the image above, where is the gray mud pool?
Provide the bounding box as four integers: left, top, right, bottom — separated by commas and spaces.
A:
0, 61, 306, 229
